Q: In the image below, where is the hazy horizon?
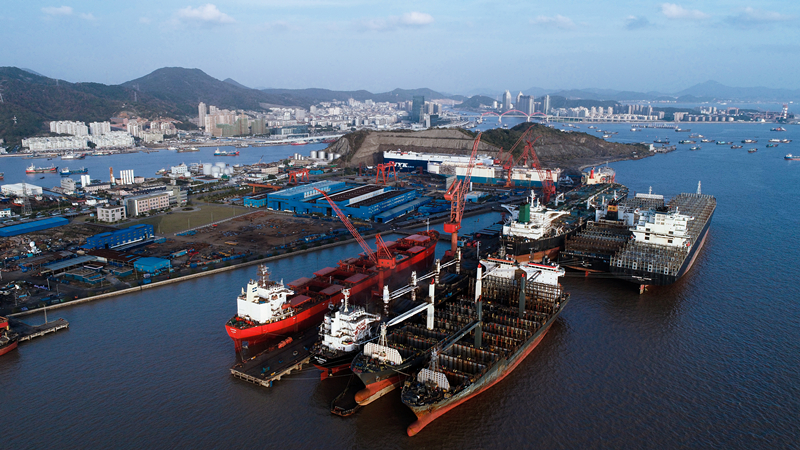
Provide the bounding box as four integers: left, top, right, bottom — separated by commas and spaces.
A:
6, 1, 800, 93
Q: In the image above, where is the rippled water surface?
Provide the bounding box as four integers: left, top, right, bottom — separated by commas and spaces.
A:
3, 123, 799, 448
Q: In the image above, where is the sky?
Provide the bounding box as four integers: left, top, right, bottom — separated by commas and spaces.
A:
4, 1, 800, 95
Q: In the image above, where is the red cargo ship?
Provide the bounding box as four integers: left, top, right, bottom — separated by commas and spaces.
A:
0, 316, 19, 357
225, 231, 439, 351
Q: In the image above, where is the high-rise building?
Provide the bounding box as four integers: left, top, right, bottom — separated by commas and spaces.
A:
543, 95, 550, 115
119, 169, 135, 185
502, 91, 512, 111
411, 96, 425, 123
198, 102, 207, 130
89, 121, 111, 136
515, 92, 523, 109
517, 95, 534, 115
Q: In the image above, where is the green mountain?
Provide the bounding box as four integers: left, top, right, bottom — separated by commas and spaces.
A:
121, 67, 305, 115
0, 67, 174, 148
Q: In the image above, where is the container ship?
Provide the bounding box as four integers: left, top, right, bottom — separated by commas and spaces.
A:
400, 256, 569, 436
500, 191, 584, 262
558, 190, 662, 273
26, 164, 58, 174
60, 167, 88, 176
610, 187, 716, 290
0, 316, 19, 357
225, 231, 439, 351
349, 270, 471, 405
214, 148, 239, 156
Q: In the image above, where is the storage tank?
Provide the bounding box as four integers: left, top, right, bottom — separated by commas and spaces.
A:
310, 150, 318, 159
202, 163, 212, 175
317, 151, 326, 160
211, 166, 221, 177
224, 167, 233, 175
334, 153, 341, 160
215, 162, 226, 169
327, 153, 335, 161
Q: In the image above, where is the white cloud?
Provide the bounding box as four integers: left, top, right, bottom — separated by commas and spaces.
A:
400, 12, 434, 26
661, 3, 709, 20
79, 12, 96, 21
727, 7, 794, 26
625, 15, 651, 30
42, 6, 73, 16
531, 15, 575, 29
176, 4, 235, 25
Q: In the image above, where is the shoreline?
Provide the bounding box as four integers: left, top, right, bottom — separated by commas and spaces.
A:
6, 207, 495, 318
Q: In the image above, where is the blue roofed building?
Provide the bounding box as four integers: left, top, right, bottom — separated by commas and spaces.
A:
0, 217, 69, 237
84, 224, 154, 250
133, 257, 171, 274
264, 180, 420, 221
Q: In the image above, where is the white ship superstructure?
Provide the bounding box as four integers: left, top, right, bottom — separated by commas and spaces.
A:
481, 256, 565, 287
502, 193, 570, 241
235, 265, 295, 324
630, 206, 693, 248
383, 150, 494, 170
319, 290, 381, 354
428, 161, 561, 187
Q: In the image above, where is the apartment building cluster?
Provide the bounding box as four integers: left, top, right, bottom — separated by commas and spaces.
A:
126, 119, 177, 143
22, 120, 136, 151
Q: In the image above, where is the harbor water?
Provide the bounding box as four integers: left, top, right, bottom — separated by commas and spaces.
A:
2, 123, 800, 448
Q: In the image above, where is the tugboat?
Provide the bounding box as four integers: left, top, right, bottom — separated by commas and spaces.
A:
785, 154, 800, 160
748, 148, 758, 153
766, 144, 779, 148
311, 289, 381, 380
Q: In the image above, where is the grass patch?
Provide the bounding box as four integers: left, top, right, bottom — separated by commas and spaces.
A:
125, 204, 250, 234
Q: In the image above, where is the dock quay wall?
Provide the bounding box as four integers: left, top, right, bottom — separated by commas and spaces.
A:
8, 207, 494, 318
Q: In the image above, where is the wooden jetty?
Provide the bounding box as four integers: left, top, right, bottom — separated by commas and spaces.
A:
11, 318, 70, 342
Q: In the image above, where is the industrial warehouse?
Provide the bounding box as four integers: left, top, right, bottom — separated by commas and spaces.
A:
243, 180, 432, 223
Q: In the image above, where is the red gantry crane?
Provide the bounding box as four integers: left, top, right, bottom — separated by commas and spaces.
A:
518, 137, 556, 203
443, 132, 482, 255
314, 188, 395, 287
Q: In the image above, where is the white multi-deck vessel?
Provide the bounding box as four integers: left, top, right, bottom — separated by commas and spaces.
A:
383, 150, 494, 171
310, 289, 381, 379
500, 191, 583, 262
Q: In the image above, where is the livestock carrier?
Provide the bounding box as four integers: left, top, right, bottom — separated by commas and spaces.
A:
610, 185, 716, 291
225, 231, 439, 351
400, 256, 569, 435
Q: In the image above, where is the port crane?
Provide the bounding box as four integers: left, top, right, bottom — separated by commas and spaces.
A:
375, 161, 397, 185
443, 132, 482, 255
314, 188, 396, 287
288, 168, 310, 184
517, 136, 556, 203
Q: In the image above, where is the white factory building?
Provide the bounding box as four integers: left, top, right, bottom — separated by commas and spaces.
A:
1, 183, 43, 196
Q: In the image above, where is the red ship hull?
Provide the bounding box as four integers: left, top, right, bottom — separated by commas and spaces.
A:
0, 340, 18, 356
225, 231, 438, 351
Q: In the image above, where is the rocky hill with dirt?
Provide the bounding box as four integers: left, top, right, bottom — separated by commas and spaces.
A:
326, 124, 651, 173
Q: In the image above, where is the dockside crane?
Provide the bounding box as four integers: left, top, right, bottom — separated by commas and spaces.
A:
314, 188, 395, 287
443, 132, 482, 255
518, 137, 556, 203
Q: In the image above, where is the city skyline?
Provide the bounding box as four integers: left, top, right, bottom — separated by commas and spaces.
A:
4, 1, 800, 94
